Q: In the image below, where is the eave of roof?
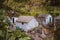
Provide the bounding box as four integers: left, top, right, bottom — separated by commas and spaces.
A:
38, 14, 49, 18
16, 16, 35, 22
55, 15, 60, 19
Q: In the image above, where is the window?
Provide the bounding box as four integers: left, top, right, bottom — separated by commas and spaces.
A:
49, 17, 51, 23
12, 17, 14, 23
22, 22, 24, 25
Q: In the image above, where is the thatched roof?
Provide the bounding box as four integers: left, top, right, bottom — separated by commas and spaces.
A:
38, 14, 49, 18
16, 16, 35, 22
55, 15, 60, 19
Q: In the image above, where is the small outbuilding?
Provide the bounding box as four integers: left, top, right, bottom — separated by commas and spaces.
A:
54, 15, 60, 29
54, 15, 60, 40
54, 15, 60, 23
37, 14, 52, 25
16, 16, 38, 32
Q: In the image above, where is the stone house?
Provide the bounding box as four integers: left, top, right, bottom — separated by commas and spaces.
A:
54, 15, 60, 29
15, 16, 38, 32
54, 15, 60, 40
37, 14, 52, 26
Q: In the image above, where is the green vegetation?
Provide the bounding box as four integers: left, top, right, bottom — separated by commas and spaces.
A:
0, 0, 59, 16
0, 0, 60, 40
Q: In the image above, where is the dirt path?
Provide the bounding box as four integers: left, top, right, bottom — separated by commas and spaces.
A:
24, 25, 54, 40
